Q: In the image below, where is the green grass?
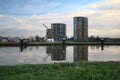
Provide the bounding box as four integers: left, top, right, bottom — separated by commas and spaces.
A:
0, 61, 120, 80
0, 42, 19, 46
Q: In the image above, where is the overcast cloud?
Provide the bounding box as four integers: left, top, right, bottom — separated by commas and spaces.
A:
0, 0, 120, 38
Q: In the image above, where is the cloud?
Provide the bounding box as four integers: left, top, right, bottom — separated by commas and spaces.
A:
86, 0, 120, 10
0, 0, 61, 15
0, 24, 7, 29
0, 14, 4, 18
109, 29, 120, 33
13, 18, 34, 30
102, 0, 120, 9
89, 29, 102, 33
89, 10, 120, 29
0, 15, 46, 37
89, 28, 120, 35
1, 8, 120, 37
0, 0, 120, 38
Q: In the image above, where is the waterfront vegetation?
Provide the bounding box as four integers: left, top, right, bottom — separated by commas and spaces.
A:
0, 61, 120, 80
0, 42, 120, 46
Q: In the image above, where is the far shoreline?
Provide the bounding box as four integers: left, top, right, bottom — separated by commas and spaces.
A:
0, 42, 120, 46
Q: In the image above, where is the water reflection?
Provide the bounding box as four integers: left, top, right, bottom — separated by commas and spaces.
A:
101, 45, 104, 50
0, 45, 120, 65
36, 46, 39, 50
96, 45, 101, 50
46, 45, 66, 61
19, 45, 89, 62
19, 46, 27, 52
74, 46, 88, 62
90, 45, 104, 50
18, 45, 88, 62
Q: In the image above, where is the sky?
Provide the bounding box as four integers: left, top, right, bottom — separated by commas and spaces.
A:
0, 0, 120, 38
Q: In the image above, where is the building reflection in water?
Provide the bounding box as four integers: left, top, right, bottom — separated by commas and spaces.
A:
19, 46, 27, 52
74, 46, 88, 62
46, 45, 66, 61
19, 45, 88, 62
90, 45, 104, 50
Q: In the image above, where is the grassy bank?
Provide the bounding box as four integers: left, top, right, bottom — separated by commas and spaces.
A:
0, 61, 120, 80
0, 42, 120, 46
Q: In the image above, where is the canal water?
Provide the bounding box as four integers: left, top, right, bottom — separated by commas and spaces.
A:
0, 45, 120, 66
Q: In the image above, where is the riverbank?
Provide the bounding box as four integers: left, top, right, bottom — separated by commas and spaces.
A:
0, 42, 120, 46
0, 61, 120, 80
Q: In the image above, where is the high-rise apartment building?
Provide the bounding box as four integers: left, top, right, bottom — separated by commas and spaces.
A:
46, 29, 53, 40
51, 23, 66, 41
74, 17, 88, 42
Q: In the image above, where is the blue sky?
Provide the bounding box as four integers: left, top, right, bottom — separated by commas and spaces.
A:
0, 0, 120, 38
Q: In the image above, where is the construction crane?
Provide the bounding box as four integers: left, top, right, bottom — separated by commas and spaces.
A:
42, 24, 49, 29
42, 24, 49, 41
42, 24, 54, 42
43, 54, 51, 61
